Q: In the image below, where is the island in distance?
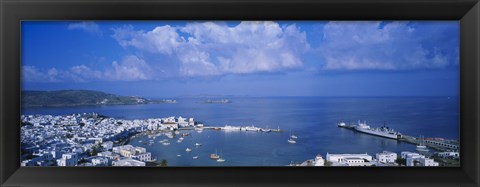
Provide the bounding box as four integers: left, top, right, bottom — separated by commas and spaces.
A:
21, 90, 177, 107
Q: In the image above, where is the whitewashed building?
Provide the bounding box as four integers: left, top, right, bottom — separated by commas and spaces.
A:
314, 154, 325, 166
56, 153, 78, 166
112, 158, 146, 166
326, 153, 373, 166
376, 151, 397, 163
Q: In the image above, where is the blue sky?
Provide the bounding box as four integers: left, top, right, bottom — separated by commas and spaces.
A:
21, 21, 459, 98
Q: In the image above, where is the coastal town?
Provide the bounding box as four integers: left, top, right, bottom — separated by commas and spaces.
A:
20, 113, 459, 167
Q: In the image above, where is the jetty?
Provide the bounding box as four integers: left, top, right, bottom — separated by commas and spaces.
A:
337, 122, 459, 152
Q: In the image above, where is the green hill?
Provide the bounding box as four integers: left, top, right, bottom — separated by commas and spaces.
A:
22, 90, 150, 107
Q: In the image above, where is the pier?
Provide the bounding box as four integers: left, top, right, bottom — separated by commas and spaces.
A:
338, 124, 458, 152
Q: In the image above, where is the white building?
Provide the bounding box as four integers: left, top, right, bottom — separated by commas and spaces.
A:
314, 154, 325, 166
112, 145, 152, 162
376, 151, 397, 163
326, 153, 373, 166
437, 152, 459, 159
91, 157, 109, 166
401, 151, 439, 166
101, 141, 113, 151
112, 158, 146, 166
419, 157, 439, 166
56, 153, 78, 166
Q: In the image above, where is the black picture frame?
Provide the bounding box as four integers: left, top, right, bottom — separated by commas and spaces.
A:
1, 0, 479, 186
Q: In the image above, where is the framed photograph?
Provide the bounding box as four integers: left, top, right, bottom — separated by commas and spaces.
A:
1, 0, 479, 186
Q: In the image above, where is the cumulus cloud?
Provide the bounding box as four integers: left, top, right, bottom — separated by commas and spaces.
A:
104, 55, 153, 81
67, 22, 102, 36
22, 56, 152, 82
111, 21, 309, 77
318, 21, 458, 71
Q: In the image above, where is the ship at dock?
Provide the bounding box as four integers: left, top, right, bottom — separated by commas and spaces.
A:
352, 121, 402, 140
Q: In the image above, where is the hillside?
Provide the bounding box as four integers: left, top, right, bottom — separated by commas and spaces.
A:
22, 90, 151, 107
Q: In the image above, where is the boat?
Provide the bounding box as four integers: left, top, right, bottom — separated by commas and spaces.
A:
416, 136, 429, 152
245, 125, 260, 131
174, 131, 180, 135
216, 150, 225, 162
290, 130, 298, 139
288, 138, 296, 144
177, 140, 182, 143
193, 156, 199, 159
353, 121, 402, 139
223, 125, 241, 131
210, 149, 220, 159
179, 137, 184, 141
177, 154, 181, 157
337, 121, 347, 127
162, 142, 170, 146
181, 133, 190, 137
261, 128, 271, 132
185, 148, 192, 152
195, 143, 202, 147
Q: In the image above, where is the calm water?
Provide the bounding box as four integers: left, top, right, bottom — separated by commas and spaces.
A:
23, 96, 459, 166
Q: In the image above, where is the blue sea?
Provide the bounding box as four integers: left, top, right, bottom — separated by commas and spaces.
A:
23, 96, 459, 166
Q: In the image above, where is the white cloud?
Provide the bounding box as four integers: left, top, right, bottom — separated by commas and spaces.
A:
22, 56, 152, 82
67, 22, 102, 36
111, 21, 309, 77
104, 55, 153, 81
22, 66, 59, 82
318, 21, 457, 71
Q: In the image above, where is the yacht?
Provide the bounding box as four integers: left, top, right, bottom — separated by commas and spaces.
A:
217, 150, 226, 162
210, 149, 220, 159
416, 136, 429, 152
290, 130, 298, 139
245, 125, 260, 131
288, 138, 296, 144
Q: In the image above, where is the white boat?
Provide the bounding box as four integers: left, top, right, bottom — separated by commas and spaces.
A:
354, 121, 402, 139
174, 131, 180, 135
245, 125, 260, 131
290, 130, 298, 139
210, 149, 220, 159
217, 150, 225, 162
193, 156, 199, 159
223, 125, 241, 131
195, 143, 202, 147
186, 148, 192, 152
416, 136, 429, 152
177, 154, 181, 157
177, 140, 182, 143
288, 139, 296, 144
337, 122, 347, 127
179, 137, 184, 141
162, 142, 170, 146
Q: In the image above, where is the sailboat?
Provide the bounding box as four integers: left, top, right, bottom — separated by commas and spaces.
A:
288, 138, 296, 144
210, 149, 220, 159
217, 150, 226, 162
290, 130, 298, 139
416, 136, 429, 152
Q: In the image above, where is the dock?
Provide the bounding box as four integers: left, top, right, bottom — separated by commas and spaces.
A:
338, 124, 458, 152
